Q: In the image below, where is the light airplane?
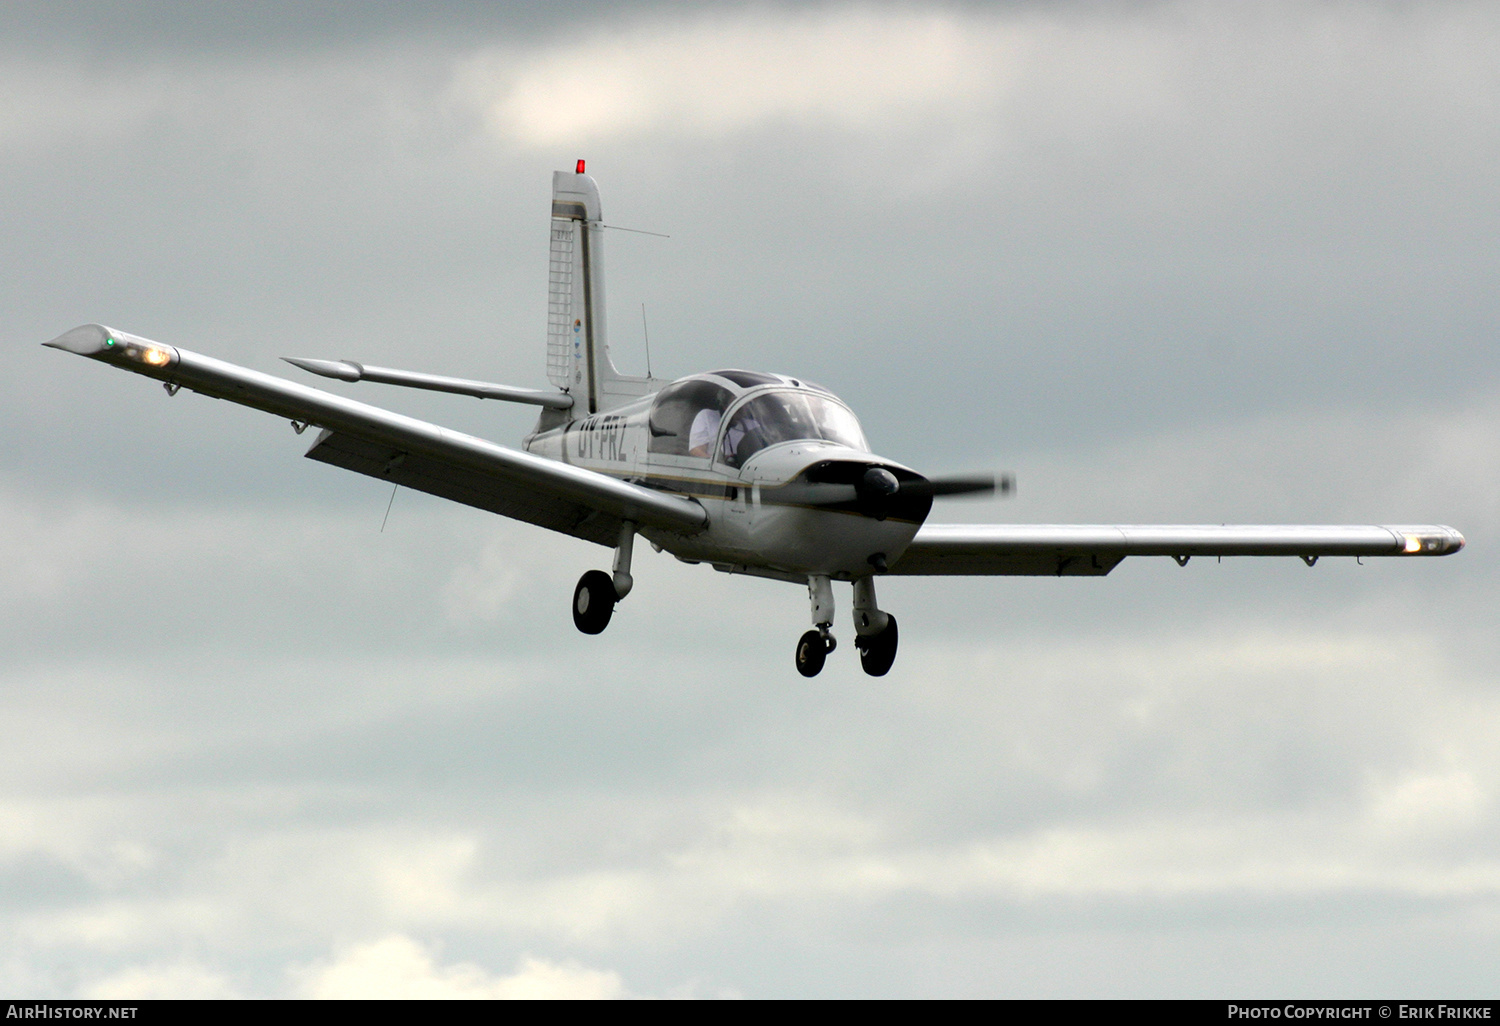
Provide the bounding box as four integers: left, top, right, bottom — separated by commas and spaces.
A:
44, 164, 1464, 677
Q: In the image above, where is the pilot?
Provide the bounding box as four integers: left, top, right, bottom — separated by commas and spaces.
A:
688, 407, 721, 458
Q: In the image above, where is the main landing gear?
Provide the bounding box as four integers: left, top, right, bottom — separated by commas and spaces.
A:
573, 522, 635, 635
795, 575, 899, 678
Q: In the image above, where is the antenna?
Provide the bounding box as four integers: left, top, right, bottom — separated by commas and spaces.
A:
641, 303, 653, 379
599, 223, 670, 239
381, 484, 398, 532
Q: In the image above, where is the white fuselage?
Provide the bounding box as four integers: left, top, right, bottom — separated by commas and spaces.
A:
523, 383, 925, 583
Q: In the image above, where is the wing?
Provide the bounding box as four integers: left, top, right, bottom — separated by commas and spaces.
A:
44, 324, 706, 547
888, 523, 1465, 576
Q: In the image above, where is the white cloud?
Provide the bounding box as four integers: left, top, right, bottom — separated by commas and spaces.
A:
913, 815, 1500, 901
80, 962, 239, 1000
458, 7, 1010, 148
443, 0, 1500, 234
453, 1, 1500, 161
293, 935, 628, 999
1365, 769, 1486, 839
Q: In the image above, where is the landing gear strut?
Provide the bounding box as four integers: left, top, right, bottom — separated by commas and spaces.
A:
573, 521, 636, 636
795, 575, 837, 677
794, 575, 900, 677
853, 576, 898, 676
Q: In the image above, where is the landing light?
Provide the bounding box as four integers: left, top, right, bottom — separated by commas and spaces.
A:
99, 331, 177, 368
116, 341, 173, 366
1403, 534, 1424, 553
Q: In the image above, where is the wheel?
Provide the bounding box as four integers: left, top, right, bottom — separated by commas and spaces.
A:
795, 629, 828, 677
858, 614, 898, 676
572, 570, 616, 634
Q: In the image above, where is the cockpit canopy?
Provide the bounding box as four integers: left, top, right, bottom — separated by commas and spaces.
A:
647, 377, 735, 457
718, 389, 867, 468
646, 370, 867, 466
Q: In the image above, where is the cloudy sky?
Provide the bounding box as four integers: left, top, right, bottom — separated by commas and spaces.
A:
4, 0, 1498, 998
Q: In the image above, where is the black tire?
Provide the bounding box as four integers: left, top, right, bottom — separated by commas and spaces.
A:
572, 570, 616, 635
795, 629, 828, 677
858, 614, 898, 677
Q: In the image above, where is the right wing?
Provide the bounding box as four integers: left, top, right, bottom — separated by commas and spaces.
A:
44, 324, 707, 547
889, 523, 1465, 576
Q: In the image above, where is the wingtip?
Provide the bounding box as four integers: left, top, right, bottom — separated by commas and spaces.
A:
1397, 526, 1466, 555
43, 323, 113, 355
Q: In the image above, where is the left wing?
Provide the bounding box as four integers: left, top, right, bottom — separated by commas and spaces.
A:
888, 523, 1464, 576
43, 324, 707, 547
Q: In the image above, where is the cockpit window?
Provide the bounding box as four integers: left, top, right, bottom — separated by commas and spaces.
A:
647, 378, 735, 457
718, 390, 869, 468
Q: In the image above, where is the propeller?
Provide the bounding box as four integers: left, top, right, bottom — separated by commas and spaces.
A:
778, 464, 1013, 519
899, 472, 1012, 499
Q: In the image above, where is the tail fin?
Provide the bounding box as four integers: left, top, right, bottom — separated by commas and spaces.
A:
546, 164, 654, 414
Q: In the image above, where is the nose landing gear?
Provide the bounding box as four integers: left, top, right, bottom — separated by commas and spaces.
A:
795, 575, 838, 677
795, 629, 835, 677
795, 575, 898, 677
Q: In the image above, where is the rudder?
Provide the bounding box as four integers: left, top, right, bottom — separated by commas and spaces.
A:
546, 163, 656, 414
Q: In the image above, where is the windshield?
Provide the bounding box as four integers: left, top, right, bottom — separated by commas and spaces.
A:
718, 390, 868, 468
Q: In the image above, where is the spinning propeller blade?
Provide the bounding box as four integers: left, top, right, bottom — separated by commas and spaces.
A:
902, 473, 1013, 499
778, 466, 1013, 518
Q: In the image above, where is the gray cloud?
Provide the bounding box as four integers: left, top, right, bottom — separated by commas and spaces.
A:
3, 0, 1496, 998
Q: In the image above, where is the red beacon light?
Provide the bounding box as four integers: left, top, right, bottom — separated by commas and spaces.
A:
576, 159, 586, 174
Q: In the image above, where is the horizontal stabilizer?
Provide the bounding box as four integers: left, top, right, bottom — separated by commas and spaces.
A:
282, 357, 573, 409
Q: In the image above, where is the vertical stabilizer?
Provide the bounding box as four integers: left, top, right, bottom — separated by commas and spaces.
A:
546, 165, 656, 414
